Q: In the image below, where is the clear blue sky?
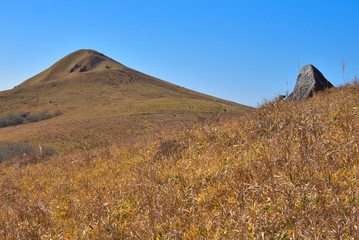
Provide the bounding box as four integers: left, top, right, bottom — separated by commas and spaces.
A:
1, 0, 358, 107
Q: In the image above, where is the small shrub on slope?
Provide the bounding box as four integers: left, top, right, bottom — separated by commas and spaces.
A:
0, 110, 62, 128
0, 142, 55, 164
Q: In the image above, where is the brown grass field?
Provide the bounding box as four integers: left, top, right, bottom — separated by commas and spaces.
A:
0, 80, 358, 239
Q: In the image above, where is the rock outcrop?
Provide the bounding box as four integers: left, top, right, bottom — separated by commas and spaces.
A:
288, 65, 334, 101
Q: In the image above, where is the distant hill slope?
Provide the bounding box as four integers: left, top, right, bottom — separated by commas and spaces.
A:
0, 49, 253, 150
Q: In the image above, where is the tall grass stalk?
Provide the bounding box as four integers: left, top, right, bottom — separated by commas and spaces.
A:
342, 60, 346, 84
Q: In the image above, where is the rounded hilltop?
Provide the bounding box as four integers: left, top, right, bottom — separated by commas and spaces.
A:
19, 49, 126, 87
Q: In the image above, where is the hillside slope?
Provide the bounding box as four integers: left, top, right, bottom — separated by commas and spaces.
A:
0, 49, 252, 150
0, 82, 358, 238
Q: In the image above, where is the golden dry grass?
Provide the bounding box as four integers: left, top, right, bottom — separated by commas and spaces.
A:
1, 82, 359, 239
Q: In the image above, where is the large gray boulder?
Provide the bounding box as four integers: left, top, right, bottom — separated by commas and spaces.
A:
288, 64, 333, 101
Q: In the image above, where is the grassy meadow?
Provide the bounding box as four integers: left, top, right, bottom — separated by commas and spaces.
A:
1, 81, 359, 239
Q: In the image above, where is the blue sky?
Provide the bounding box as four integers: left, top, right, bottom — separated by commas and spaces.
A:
0, 0, 358, 107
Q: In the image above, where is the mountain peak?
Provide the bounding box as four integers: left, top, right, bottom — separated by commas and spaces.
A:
65, 49, 122, 73
20, 49, 126, 87
66, 49, 108, 61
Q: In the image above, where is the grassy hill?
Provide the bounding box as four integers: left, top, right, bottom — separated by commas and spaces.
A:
0, 81, 358, 238
0, 49, 252, 151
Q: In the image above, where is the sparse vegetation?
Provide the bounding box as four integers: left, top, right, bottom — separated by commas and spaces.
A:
0, 110, 62, 128
0, 81, 358, 238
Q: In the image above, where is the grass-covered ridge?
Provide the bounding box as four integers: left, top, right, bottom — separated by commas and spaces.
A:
0, 82, 358, 238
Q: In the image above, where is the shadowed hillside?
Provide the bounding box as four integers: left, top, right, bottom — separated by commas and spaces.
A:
0, 80, 358, 238
0, 49, 252, 150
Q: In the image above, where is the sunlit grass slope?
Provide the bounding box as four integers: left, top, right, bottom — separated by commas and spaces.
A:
0, 49, 252, 150
1, 81, 358, 238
